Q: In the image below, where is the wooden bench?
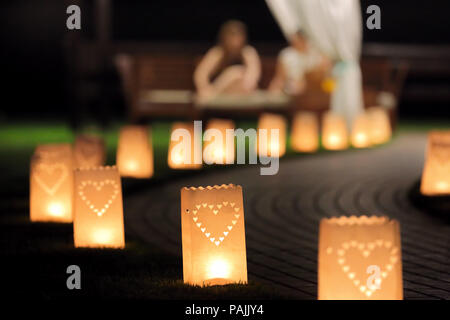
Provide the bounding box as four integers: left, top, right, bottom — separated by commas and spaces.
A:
115, 53, 407, 124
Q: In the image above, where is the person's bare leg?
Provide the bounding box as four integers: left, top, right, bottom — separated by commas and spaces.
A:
212, 65, 246, 94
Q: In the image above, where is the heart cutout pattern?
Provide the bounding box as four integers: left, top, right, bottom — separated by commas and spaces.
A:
327, 240, 399, 298
33, 163, 68, 196
78, 179, 119, 217
188, 201, 240, 246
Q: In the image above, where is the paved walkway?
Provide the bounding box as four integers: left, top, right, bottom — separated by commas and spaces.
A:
124, 132, 450, 299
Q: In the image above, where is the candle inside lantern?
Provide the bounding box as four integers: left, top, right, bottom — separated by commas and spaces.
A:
203, 119, 235, 165
318, 216, 403, 300
74, 134, 106, 168
73, 166, 125, 248
291, 111, 319, 153
257, 113, 287, 157
322, 112, 349, 150
351, 113, 372, 148
180, 184, 247, 286
420, 131, 450, 195
367, 106, 392, 145
168, 122, 202, 169
116, 125, 153, 178
30, 144, 73, 223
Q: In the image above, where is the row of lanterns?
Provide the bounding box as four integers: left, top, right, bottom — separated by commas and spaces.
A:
120, 106, 393, 177
27, 111, 447, 299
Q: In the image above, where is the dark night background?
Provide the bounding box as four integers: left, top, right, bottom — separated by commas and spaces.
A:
0, 0, 449, 120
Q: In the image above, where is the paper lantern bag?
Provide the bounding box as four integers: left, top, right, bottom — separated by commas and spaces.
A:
117, 125, 153, 178
351, 113, 372, 148
257, 113, 287, 157
168, 122, 202, 169
291, 111, 319, 153
203, 119, 235, 164
318, 216, 403, 300
73, 166, 125, 248
181, 185, 247, 286
322, 112, 349, 150
421, 131, 450, 195
30, 144, 74, 222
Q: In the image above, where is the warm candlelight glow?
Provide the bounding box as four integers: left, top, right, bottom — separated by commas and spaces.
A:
92, 229, 113, 246
318, 216, 403, 300
181, 184, 247, 286
30, 144, 74, 223
207, 258, 231, 280
421, 131, 450, 195
351, 113, 372, 148
291, 111, 319, 153
117, 125, 153, 178
73, 166, 125, 248
367, 107, 392, 145
435, 181, 449, 192
203, 119, 235, 165
322, 112, 349, 150
48, 202, 64, 217
257, 113, 287, 157
168, 122, 202, 169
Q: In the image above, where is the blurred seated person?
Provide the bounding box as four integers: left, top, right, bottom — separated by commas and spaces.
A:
269, 30, 331, 95
194, 20, 261, 101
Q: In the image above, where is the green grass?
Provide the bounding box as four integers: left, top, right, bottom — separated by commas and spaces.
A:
1, 215, 288, 300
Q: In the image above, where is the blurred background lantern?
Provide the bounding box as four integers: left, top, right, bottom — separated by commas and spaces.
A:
203, 119, 235, 165
74, 134, 106, 168
257, 113, 287, 158
181, 184, 247, 286
318, 216, 403, 300
421, 131, 450, 195
322, 112, 349, 150
368, 107, 392, 145
351, 112, 372, 148
168, 122, 202, 169
73, 166, 125, 248
30, 144, 74, 222
291, 111, 319, 153
116, 125, 153, 178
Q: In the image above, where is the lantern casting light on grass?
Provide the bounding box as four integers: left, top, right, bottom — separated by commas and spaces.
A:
30, 144, 74, 223
168, 122, 202, 169
74, 134, 106, 168
73, 166, 125, 248
318, 216, 403, 300
181, 184, 247, 286
322, 112, 349, 150
257, 113, 287, 158
291, 111, 319, 153
203, 119, 235, 165
116, 125, 153, 178
421, 131, 450, 195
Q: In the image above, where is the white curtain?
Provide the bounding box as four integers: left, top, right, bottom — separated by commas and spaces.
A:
266, 0, 364, 127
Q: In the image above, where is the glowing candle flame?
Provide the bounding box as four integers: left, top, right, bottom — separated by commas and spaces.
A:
93, 229, 112, 245
48, 203, 64, 217
207, 258, 230, 280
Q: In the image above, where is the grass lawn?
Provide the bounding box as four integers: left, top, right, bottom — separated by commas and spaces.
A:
0, 120, 292, 300
0, 118, 448, 299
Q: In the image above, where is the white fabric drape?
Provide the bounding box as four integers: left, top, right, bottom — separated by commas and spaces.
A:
266, 0, 364, 127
